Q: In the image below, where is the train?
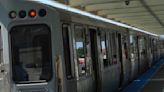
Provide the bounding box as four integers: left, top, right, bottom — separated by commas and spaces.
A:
0, 0, 161, 92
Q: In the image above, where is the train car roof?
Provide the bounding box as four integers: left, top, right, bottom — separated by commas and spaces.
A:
32, 0, 158, 36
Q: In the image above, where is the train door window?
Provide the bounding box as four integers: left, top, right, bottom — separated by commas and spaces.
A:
123, 35, 128, 59
144, 37, 147, 55
154, 39, 158, 59
117, 33, 122, 63
139, 38, 146, 56
130, 35, 134, 53
111, 32, 117, 65
74, 26, 86, 76
62, 24, 73, 79
151, 39, 154, 57
100, 31, 109, 67
155, 40, 157, 52
10, 24, 52, 83
124, 43, 128, 59
149, 39, 152, 53
138, 37, 147, 63
148, 38, 153, 59
130, 35, 137, 62
0, 26, 2, 64
149, 38, 152, 53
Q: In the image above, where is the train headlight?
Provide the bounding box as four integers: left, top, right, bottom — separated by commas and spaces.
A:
39, 9, 46, 17
19, 10, 26, 18
9, 11, 17, 19
29, 9, 36, 17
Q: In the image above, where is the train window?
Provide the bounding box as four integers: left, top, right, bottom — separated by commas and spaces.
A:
10, 24, 52, 83
100, 31, 109, 67
74, 26, 86, 76
0, 26, 2, 64
62, 24, 73, 79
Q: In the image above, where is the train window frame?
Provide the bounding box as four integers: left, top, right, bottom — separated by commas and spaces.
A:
74, 25, 87, 77
73, 24, 93, 77
62, 23, 74, 80
10, 24, 53, 84
99, 30, 110, 68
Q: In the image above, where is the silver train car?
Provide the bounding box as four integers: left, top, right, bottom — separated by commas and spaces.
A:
0, 0, 160, 92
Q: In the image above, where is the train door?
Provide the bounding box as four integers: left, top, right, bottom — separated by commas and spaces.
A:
157, 40, 160, 60
148, 38, 153, 67
152, 39, 155, 63
153, 39, 157, 62
89, 28, 100, 92
122, 33, 131, 83
129, 35, 139, 80
144, 37, 149, 69
138, 36, 147, 73
73, 25, 95, 92
138, 36, 142, 73
117, 33, 124, 87
136, 36, 141, 75
154, 39, 158, 62
134, 36, 139, 77
0, 26, 9, 92
118, 32, 130, 87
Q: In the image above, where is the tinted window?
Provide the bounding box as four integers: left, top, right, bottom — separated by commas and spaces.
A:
10, 24, 52, 83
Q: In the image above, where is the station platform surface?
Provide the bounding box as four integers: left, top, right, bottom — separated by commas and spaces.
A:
122, 59, 164, 92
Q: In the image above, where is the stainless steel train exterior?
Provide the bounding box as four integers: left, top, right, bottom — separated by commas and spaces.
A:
0, 0, 161, 92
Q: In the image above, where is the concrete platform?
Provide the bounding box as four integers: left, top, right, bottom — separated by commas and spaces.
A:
121, 59, 164, 92
140, 65, 164, 92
